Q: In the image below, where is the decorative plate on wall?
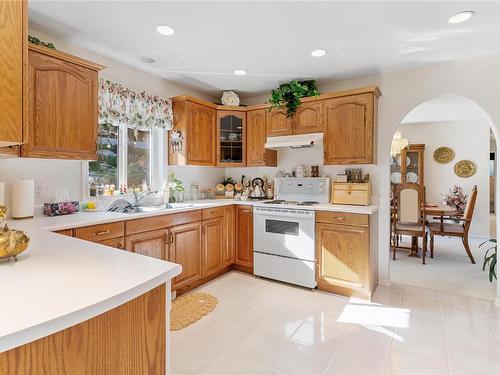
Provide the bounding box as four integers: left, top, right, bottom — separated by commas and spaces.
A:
434, 147, 455, 164
454, 160, 476, 178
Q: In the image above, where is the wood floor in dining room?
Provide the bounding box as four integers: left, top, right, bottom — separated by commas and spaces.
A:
391, 236, 497, 301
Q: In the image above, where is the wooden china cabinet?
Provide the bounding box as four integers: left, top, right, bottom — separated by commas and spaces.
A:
390, 144, 425, 186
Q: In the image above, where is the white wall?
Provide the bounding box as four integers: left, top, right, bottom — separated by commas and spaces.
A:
243, 53, 500, 305
0, 27, 220, 209
398, 121, 491, 237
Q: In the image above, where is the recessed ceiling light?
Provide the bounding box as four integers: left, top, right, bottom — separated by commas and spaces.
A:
140, 56, 155, 63
311, 49, 327, 57
156, 24, 175, 36
234, 69, 247, 75
448, 11, 475, 24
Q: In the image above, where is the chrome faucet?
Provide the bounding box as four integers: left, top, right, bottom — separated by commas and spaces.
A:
132, 190, 158, 207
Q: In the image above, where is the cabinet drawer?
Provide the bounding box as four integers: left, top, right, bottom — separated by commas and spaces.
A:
74, 222, 125, 242
201, 207, 225, 220
126, 210, 201, 235
98, 236, 125, 250
315, 211, 369, 227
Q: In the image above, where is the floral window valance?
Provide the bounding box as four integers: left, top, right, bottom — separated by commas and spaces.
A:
98, 79, 173, 131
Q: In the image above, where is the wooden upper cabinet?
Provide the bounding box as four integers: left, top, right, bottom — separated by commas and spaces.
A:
125, 229, 167, 260
0, 0, 26, 146
201, 217, 224, 278
23, 45, 104, 160
294, 101, 323, 134
323, 92, 377, 165
170, 98, 216, 166
267, 108, 293, 137
235, 205, 253, 269
168, 222, 202, 290
217, 110, 246, 167
246, 109, 276, 167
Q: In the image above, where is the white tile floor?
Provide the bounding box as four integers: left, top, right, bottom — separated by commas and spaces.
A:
171, 271, 500, 375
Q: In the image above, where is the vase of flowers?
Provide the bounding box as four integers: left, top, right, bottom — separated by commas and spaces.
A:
442, 185, 468, 213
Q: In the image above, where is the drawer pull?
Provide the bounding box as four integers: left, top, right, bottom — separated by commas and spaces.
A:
93, 230, 111, 236
335, 217, 345, 220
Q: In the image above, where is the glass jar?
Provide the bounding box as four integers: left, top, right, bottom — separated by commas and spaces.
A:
190, 184, 199, 201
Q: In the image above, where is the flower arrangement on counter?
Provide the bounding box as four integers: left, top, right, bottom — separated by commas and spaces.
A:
442, 185, 468, 212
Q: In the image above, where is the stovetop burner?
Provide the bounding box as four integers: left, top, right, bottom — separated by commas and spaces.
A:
263, 200, 319, 206
263, 200, 286, 204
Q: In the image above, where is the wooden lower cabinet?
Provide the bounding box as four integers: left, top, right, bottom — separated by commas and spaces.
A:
201, 217, 224, 278
0, 285, 166, 374
58, 205, 250, 294
316, 211, 375, 299
235, 205, 253, 270
125, 229, 167, 260
168, 222, 202, 290
221, 206, 235, 268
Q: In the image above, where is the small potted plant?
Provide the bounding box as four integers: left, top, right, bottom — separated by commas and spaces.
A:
269, 80, 320, 117
167, 173, 185, 203
480, 239, 497, 282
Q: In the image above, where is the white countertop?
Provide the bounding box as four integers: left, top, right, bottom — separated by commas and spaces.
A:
0, 214, 183, 353
0, 198, 377, 353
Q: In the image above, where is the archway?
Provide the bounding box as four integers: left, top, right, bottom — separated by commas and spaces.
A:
386, 95, 498, 300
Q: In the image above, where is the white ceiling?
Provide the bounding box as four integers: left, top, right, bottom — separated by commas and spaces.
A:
28, 1, 500, 97
401, 96, 489, 124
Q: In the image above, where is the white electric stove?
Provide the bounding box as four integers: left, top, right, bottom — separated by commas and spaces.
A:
253, 177, 330, 288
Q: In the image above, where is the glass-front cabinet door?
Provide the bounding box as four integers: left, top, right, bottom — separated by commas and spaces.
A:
401, 144, 425, 186
217, 110, 246, 167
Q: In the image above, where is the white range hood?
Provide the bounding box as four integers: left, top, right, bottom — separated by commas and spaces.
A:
264, 132, 323, 149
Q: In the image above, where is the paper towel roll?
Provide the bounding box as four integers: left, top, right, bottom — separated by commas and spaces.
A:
12, 179, 34, 219
0, 182, 5, 206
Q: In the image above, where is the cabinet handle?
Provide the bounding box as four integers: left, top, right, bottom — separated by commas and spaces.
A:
335, 217, 345, 220
169, 232, 174, 244
93, 230, 111, 236
117, 242, 123, 249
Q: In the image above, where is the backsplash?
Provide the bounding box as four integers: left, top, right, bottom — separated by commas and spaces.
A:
0, 145, 380, 213
224, 146, 381, 203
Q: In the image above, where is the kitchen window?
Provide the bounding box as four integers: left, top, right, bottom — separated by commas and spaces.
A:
88, 123, 165, 197
87, 79, 173, 197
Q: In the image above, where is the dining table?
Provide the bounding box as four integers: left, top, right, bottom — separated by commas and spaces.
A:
392, 203, 458, 257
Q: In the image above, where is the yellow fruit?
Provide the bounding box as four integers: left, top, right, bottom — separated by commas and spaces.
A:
87, 201, 96, 209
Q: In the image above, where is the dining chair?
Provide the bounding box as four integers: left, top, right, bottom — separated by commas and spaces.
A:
392, 183, 428, 264
427, 185, 478, 264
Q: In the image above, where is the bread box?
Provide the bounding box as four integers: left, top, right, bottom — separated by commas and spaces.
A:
332, 183, 371, 206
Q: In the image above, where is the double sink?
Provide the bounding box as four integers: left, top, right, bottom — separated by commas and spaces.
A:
125, 203, 195, 214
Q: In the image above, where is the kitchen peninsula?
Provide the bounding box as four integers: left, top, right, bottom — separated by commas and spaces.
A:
0, 214, 181, 374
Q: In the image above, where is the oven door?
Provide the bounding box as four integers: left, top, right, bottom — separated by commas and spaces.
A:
253, 207, 315, 261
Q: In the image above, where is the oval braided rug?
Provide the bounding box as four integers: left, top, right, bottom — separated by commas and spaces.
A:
170, 292, 218, 331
